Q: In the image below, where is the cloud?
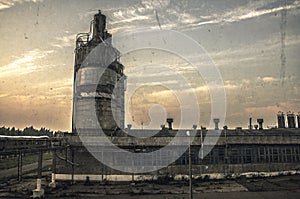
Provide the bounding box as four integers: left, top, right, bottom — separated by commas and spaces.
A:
100, 0, 300, 35
194, 81, 238, 92
0, 93, 72, 131
257, 76, 277, 83
245, 101, 300, 116
0, 93, 9, 98
36, 77, 73, 93
182, 0, 300, 30
0, 3, 10, 10
0, 49, 53, 77
100, 0, 173, 33
210, 34, 300, 67
0, 0, 43, 10
111, 9, 150, 25
51, 34, 76, 49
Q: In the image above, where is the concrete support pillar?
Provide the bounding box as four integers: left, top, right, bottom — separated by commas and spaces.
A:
263, 147, 267, 162
298, 146, 300, 162
253, 147, 258, 163
271, 147, 274, 162
32, 151, 44, 198
281, 147, 284, 163
71, 148, 75, 184
49, 149, 56, 188
284, 147, 287, 162
38, 151, 43, 179
257, 147, 261, 163
36, 178, 42, 191
18, 151, 22, 182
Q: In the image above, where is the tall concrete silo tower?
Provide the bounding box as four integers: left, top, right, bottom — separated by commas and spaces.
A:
72, 11, 125, 134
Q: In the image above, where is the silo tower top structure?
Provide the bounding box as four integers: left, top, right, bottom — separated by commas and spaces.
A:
92, 10, 112, 42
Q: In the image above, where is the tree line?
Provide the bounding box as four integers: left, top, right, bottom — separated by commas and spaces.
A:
0, 126, 69, 137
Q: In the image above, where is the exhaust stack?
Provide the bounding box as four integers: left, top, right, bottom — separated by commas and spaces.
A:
257, 119, 264, 130
166, 118, 174, 130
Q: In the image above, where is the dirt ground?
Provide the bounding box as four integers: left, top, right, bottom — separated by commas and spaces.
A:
1, 173, 300, 198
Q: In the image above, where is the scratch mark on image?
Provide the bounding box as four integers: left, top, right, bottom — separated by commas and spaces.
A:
155, 9, 162, 30
280, 0, 287, 86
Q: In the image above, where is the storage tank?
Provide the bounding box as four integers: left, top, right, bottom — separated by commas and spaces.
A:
287, 112, 296, 128
277, 111, 285, 128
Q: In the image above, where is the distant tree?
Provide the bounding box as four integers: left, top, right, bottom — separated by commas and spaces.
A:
0, 126, 8, 135
23, 126, 37, 136
0, 126, 60, 137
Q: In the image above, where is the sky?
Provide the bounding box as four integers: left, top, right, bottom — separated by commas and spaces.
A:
0, 0, 299, 131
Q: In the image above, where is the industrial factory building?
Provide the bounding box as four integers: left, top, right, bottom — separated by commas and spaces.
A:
54, 11, 300, 182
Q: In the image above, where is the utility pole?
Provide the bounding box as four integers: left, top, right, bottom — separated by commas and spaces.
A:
187, 125, 197, 199
189, 139, 192, 199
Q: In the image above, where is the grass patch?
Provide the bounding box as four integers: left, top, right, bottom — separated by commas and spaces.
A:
0, 153, 52, 170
